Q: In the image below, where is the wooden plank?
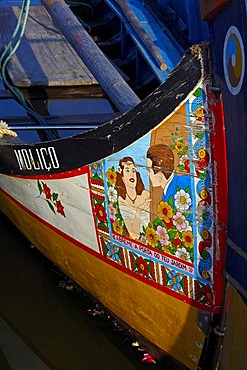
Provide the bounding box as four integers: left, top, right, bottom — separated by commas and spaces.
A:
0, 6, 99, 87
0, 85, 105, 100
41, 0, 141, 112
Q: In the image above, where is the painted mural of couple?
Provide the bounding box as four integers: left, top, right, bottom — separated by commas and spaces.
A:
116, 144, 192, 240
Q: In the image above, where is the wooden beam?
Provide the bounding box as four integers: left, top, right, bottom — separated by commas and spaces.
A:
23, 86, 105, 100
114, 0, 167, 71
41, 0, 141, 112
2, 112, 120, 126
0, 86, 105, 100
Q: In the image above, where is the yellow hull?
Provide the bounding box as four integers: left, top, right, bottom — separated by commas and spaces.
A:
0, 189, 205, 369
219, 285, 247, 370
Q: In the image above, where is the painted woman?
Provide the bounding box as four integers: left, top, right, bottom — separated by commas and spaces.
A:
116, 157, 150, 240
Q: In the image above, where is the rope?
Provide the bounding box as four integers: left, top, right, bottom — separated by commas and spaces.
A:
0, 0, 59, 141
0, 120, 17, 139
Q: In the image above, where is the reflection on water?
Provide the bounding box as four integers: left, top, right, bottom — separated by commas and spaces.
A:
0, 213, 171, 370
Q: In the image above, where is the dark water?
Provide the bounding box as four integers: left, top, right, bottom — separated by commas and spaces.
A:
0, 213, 169, 370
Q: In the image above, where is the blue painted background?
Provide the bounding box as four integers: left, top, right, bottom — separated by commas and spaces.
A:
209, 0, 247, 301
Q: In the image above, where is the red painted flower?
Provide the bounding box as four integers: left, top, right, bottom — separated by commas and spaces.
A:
55, 200, 65, 215
164, 218, 173, 229
201, 229, 212, 245
198, 240, 211, 254
184, 159, 190, 173
173, 237, 182, 247
43, 183, 51, 200
182, 230, 193, 248
136, 256, 149, 277
95, 203, 107, 223
201, 284, 213, 305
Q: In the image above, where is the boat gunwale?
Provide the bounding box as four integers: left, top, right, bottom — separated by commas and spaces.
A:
0, 45, 206, 176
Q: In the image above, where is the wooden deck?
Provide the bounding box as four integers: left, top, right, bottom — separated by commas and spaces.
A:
0, 5, 98, 87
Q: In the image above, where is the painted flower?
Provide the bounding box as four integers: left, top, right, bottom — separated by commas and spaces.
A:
161, 245, 171, 254
174, 189, 191, 212
108, 203, 117, 222
179, 154, 190, 172
116, 165, 122, 174
168, 270, 182, 291
55, 200, 65, 216
156, 225, 169, 246
173, 237, 182, 247
182, 230, 194, 248
140, 235, 148, 245
95, 203, 107, 223
43, 183, 52, 200
195, 106, 204, 118
172, 211, 186, 231
136, 256, 149, 277
175, 247, 192, 263
184, 220, 192, 232
90, 161, 102, 176
106, 242, 120, 262
164, 218, 173, 230
37, 180, 65, 217
201, 269, 211, 281
199, 189, 210, 202
112, 219, 123, 234
198, 148, 207, 159
145, 226, 159, 248
201, 229, 210, 241
108, 186, 118, 203
157, 201, 173, 222
175, 141, 184, 152
201, 284, 213, 304
106, 169, 117, 185
197, 156, 209, 171
179, 154, 189, 165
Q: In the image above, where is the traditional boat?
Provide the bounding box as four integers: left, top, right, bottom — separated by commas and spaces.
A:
0, 0, 245, 369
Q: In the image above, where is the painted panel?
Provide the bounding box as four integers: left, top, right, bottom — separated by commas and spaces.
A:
88, 80, 224, 312
0, 79, 226, 313
0, 169, 100, 252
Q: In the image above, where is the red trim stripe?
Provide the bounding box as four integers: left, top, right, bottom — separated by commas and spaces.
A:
5, 167, 89, 180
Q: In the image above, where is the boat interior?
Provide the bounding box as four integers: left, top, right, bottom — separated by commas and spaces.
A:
0, 0, 209, 143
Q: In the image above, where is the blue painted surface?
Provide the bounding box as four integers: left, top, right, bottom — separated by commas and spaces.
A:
167, 0, 209, 43
209, 0, 247, 301
0, 0, 41, 6
143, 0, 209, 46
105, 0, 183, 83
